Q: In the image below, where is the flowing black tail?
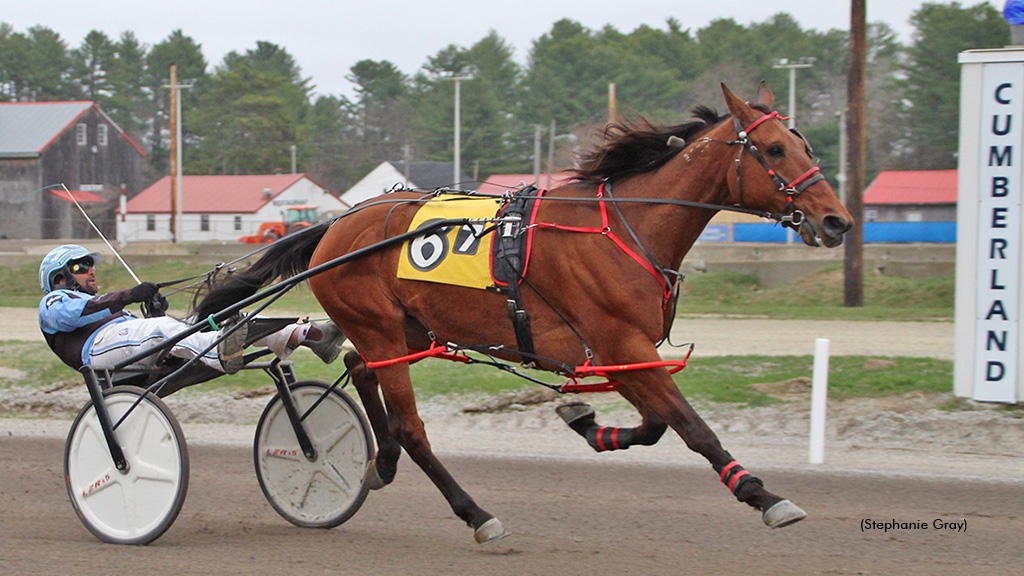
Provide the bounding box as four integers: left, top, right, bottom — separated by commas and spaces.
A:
193, 221, 331, 320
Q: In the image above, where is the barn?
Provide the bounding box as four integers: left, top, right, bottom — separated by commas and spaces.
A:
118, 173, 346, 243
863, 170, 958, 222
0, 101, 145, 239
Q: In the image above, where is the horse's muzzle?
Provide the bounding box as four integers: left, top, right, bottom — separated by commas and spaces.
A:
802, 214, 852, 248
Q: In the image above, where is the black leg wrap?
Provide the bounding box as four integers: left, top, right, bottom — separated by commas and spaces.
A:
556, 403, 633, 452
584, 426, 634, 452
565, 411, 596, 436
714, 461, 763, 500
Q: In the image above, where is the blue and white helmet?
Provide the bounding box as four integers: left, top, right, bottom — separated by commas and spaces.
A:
39, 245, 103, 293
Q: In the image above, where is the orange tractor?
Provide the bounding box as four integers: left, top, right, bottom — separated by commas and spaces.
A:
240, 205, 320, 244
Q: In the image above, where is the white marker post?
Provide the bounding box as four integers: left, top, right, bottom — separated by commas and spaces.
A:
809, 338, 830, 464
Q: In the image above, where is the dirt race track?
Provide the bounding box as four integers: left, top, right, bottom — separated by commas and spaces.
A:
3, 312, 1023, 574
0, 435, 1021, 576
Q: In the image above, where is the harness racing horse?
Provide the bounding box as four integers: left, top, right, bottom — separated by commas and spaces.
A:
196, 82, 852, 544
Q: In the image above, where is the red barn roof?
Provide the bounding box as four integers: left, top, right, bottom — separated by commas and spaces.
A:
864, 170, 957, 205
48, 188, 106, 203
126, 174, 313, 213
477, 172, 574, 193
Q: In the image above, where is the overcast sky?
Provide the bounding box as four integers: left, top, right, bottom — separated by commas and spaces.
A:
3, 1, 1008, 99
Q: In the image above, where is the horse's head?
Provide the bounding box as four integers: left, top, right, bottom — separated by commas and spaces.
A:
720, 82, 852, 248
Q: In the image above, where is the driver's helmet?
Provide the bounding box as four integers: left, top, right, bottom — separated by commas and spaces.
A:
39, 245, 104, 293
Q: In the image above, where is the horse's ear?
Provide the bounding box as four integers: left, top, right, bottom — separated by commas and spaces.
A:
721, 83, 752, 121
756, 80, 774, 108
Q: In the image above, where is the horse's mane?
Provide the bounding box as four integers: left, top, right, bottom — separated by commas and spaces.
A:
571, 104, 733, 184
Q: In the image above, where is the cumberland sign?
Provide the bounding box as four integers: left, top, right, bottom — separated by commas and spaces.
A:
956, 49, 1024, 403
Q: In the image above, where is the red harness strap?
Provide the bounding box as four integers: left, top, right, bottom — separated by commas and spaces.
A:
743, 110, 789, 134
560, 343, 694, 393
787, 166, 822, 191
531, 183, 673, 305
361, 341, 469, 369
362, 342, 694, 395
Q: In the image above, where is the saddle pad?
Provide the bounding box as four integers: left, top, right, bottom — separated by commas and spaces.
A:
397, 197, 502, 289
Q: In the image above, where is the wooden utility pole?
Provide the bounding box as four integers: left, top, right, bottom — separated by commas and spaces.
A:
608, 83, 617, 124
844, 0, 866, 306
168, 65, 179, 243
165, 66, 191, 243
533, 124, 542, 185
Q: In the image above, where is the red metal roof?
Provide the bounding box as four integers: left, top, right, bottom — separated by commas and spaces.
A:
864, 170, 957, 205
477, 172, 574, 193
48, 188, 106, 203
125, 174, 310, 213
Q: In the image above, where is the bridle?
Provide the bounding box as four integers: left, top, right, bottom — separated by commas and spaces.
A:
729, 111, 826, 228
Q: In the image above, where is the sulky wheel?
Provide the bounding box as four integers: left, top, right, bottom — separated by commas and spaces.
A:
64, 386, 189, 545
254, 380, 374, 528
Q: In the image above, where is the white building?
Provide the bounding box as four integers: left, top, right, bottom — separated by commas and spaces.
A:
339, 161, 468, 208
118, 173, 346, 243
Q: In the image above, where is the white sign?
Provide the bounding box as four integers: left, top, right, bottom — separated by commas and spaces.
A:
957, 49, 1024, 404
974, 63, 1022, 402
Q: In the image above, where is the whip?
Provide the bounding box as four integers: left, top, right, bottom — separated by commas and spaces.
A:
58, 183, 141, 284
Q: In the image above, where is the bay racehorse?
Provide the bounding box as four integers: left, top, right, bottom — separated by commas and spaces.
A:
196, 82, 852, 543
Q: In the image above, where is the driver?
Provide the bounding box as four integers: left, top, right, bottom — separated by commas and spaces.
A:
38, 245, 343, 374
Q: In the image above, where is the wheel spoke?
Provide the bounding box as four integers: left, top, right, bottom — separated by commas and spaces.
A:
130, 456, 180, 484
317, 420, 355, 455
295, 472, 315, 509
74, 465, 118, 499
323, 462, 355, 494
117, 471, 140, 533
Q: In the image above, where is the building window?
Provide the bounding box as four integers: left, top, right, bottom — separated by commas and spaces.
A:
146, 215, 156, 231
97, 124, 108, 146
76, 123, 87, 146
234, 215, 242, 231
200, 215, 210, 232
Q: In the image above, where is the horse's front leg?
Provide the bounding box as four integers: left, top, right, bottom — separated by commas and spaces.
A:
372, 362, 509, 544
616, 365, 806, 528
556, 398, 667, 452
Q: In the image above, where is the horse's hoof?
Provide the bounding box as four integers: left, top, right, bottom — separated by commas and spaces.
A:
474, 518, 510, 544
364, 460, 386, 491
556, 402, 595, 425
762, 499, 807, 528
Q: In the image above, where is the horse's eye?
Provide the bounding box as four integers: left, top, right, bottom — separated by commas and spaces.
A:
767, 145, 785, 158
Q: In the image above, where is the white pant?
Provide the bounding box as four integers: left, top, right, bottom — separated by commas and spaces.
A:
87, 316, 302, 372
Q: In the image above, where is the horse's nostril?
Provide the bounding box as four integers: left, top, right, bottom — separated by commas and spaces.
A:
823, 215, 851, 235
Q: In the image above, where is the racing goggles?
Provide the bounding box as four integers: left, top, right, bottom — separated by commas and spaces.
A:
67, 258, 95, 275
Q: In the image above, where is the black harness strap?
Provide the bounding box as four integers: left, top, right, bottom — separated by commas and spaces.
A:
491, 186, 539, 360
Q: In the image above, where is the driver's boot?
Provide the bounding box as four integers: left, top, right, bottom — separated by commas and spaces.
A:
301, 321, 345, 364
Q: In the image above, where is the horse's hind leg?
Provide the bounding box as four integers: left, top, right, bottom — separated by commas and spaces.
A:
619, 367, 806, 528
369, 361, 508, 544
344, 351, 399, 489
